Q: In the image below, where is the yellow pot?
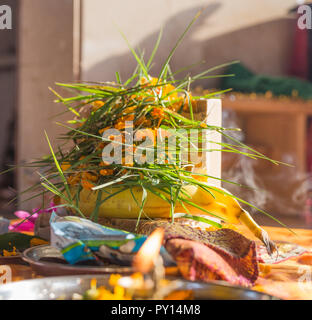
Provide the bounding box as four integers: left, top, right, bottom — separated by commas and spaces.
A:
60, 185, 276, 253
62, 185, 243, 223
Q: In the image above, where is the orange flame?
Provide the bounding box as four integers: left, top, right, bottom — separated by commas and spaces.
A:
133, 228, 164, 273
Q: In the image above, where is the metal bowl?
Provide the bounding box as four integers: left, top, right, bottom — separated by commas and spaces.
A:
0, 255, 26, 265
0, 274, 278, 300
22, 245, 134, 276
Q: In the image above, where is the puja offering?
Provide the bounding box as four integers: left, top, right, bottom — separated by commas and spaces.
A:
1, 10, 310, 303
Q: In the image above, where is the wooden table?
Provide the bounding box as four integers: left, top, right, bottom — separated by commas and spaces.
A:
222, 94, 312, 216
1, 225, 312, 299
223, 94, 312, 174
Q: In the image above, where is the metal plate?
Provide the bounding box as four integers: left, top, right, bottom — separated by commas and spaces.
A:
0, 255, 26, 265
22, 245, 134, 276
0, 274, 278, 300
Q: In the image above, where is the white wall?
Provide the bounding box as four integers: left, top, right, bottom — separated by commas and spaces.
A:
81, 0, 298, 84
17, 0, 75, 209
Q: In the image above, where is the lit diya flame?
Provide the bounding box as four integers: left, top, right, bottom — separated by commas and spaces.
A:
133, 228, 164, 273
85, 228, 191, 300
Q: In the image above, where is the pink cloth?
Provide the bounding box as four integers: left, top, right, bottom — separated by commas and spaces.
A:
9, 202, 56, 232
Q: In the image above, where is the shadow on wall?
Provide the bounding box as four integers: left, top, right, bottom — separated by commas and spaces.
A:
84, 3, 222, 85
201, 17, 296, 85
85, 3, 296, 88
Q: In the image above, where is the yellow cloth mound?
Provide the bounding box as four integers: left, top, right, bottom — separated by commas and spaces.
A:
63, 185, 243, 223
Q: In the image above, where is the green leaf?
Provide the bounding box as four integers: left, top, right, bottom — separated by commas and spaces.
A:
147, 27, 163, 69
158, 11, 202, 80
135, 184, 148, 230
44, 131, 72, 201
175, 213, 222, 228
90, 190, 103, 222
117, 26, 149, 78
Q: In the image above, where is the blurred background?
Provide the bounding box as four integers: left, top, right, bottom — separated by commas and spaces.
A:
1, 0, 312, 228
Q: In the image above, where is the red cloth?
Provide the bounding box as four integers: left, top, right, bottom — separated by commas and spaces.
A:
162, 227, 259, 287
289, 15, 308, 79
307, 119, 312, 173
166, 237, 258, 287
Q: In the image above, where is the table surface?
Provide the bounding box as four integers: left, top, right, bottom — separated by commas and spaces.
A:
1, 225, 312, 300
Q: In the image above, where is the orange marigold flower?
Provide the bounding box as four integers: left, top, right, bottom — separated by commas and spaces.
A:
109, 274, 122, 287
67, 174, 81, 186
182, 98, 194, 112
135, 129, 155, 145
134, 116, 145, 126
82, 172, 98, 182
90, 278, 97, 290
162, 83, 178, 100
125, 162, 134, 167
61, 162, 71, 171
100, 161, 110, 166
124, 106, 136, 114
99, 127, 110, 135
92, 100, 105, 111
124, 114, 135, 122
134, 117, 152, 128
114, 115, 135, 130
96, 142, 105, 151
100, 169, 114, 176
81, 179, 95, 190
144, 119, 152, 127
151, 107, 165, 119
169, 98, 184, 112
140, 76, 150, 87
114, 121, 124, 130
122, 156, 134, 166
192, 174, 208, 182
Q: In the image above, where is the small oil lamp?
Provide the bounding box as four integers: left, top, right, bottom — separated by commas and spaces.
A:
133, 228, 164, 274
87, 229, 189, 300
133, 228, 165, 297
117, 228, 175, 299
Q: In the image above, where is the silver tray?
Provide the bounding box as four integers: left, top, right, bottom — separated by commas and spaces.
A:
22, 245, 134, 276
0, 274, 278, 300
0, 254, 26, 265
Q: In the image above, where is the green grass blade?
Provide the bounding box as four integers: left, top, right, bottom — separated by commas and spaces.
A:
158, 11, 201, 80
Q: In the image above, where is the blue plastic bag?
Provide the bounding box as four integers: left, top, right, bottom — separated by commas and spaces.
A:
50, 213, 175, 266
